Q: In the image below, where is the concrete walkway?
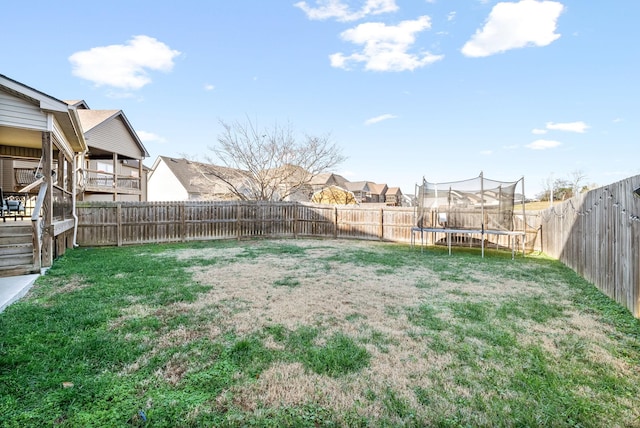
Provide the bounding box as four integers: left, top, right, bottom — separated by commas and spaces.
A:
0, 273, 40, 313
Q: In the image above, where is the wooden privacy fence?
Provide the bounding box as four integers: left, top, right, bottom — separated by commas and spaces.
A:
76, 201, 539, 251
537, 174, 640, 318
76, 202, 418, 246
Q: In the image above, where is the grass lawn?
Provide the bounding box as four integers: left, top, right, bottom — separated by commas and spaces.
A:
1, 239, 640, 427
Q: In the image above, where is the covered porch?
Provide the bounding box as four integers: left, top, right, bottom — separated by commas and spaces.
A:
0, 74, 87, 277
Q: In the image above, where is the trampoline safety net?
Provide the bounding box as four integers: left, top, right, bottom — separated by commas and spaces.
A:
415, 173, 523, 231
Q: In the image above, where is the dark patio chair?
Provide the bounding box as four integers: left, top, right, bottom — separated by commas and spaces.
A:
6, 199, 25, 214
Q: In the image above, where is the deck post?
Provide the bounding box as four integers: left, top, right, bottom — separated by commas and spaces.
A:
41, 131, 54, 267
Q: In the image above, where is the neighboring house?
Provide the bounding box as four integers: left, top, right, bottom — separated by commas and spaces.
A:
345, 181, 388, 204
344, 181, 371, 203
369, 182, 388, 203
385, 187, 403, 206
148, 156, 249, 201
68, 101, 149, 202
0, 74, 87, 275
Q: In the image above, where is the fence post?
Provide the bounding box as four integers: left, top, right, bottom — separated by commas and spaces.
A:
180, 202, 186, 242
236, 202, 241, 240
293, 203, 298, 238
116, 203, 122, 247
379, 208, 384, 241
333, 207, 338, 239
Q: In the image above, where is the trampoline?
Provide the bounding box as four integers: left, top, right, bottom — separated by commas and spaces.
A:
412, 172, 526, 258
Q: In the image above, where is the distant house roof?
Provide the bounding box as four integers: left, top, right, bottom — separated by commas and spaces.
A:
387, 187, 402, 196
369, 182, 388, 195
309, 173, 349, 188
154, 156, 247, 198
345, 181, 387, 195
344, 181, 371, 193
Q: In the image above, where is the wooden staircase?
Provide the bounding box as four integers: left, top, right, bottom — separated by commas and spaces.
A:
0, 222, 39, 277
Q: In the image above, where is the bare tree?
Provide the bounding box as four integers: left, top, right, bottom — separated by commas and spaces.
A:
569, 169, 587, 196
538, 170, 589, 202
205, 117, 346, 201
538, 174, 555, 202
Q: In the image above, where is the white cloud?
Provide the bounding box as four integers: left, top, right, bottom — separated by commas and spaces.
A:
136, 130, 166, 143
69, 35, 181, 90
364, 114, 397, 125
526, 139, 561, 150
447, 11, 456, 22
294, 0, 398, 22
330, 16, 444, 71
204, 84, 215, 91
546, 121, 589, 133
532, 128, 548, 135
480, 150, 493, 155
461, 0, 564, 58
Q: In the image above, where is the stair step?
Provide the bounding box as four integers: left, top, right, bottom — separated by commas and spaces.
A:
0, 253, 33, 268
0, 245, 33, 256
0, 264, 39, 277
0, 226, 32, 236
0, 237, 32, 247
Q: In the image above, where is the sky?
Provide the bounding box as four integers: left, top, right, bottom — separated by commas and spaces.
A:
1, 0, 638, 198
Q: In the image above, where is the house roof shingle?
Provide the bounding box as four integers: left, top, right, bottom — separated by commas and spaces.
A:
157, 156, 246, 196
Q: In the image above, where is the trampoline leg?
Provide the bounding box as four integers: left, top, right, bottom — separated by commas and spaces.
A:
511, 236, 515, 260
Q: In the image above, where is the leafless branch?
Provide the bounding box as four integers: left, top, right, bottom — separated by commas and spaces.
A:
205, 116, 345, 201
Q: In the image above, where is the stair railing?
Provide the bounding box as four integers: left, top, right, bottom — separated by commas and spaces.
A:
29, 181, 48, 271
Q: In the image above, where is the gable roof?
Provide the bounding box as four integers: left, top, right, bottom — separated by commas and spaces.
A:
73, 105, 149, 158
344, 181, 370, 192
344, 181, 388, 195
369, 182, 388, 195
309, 172, 349, 187
386, 187, 402, 196
155, 156, 247, 196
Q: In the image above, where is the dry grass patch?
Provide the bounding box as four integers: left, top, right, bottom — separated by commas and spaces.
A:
132, 239, 640, 425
